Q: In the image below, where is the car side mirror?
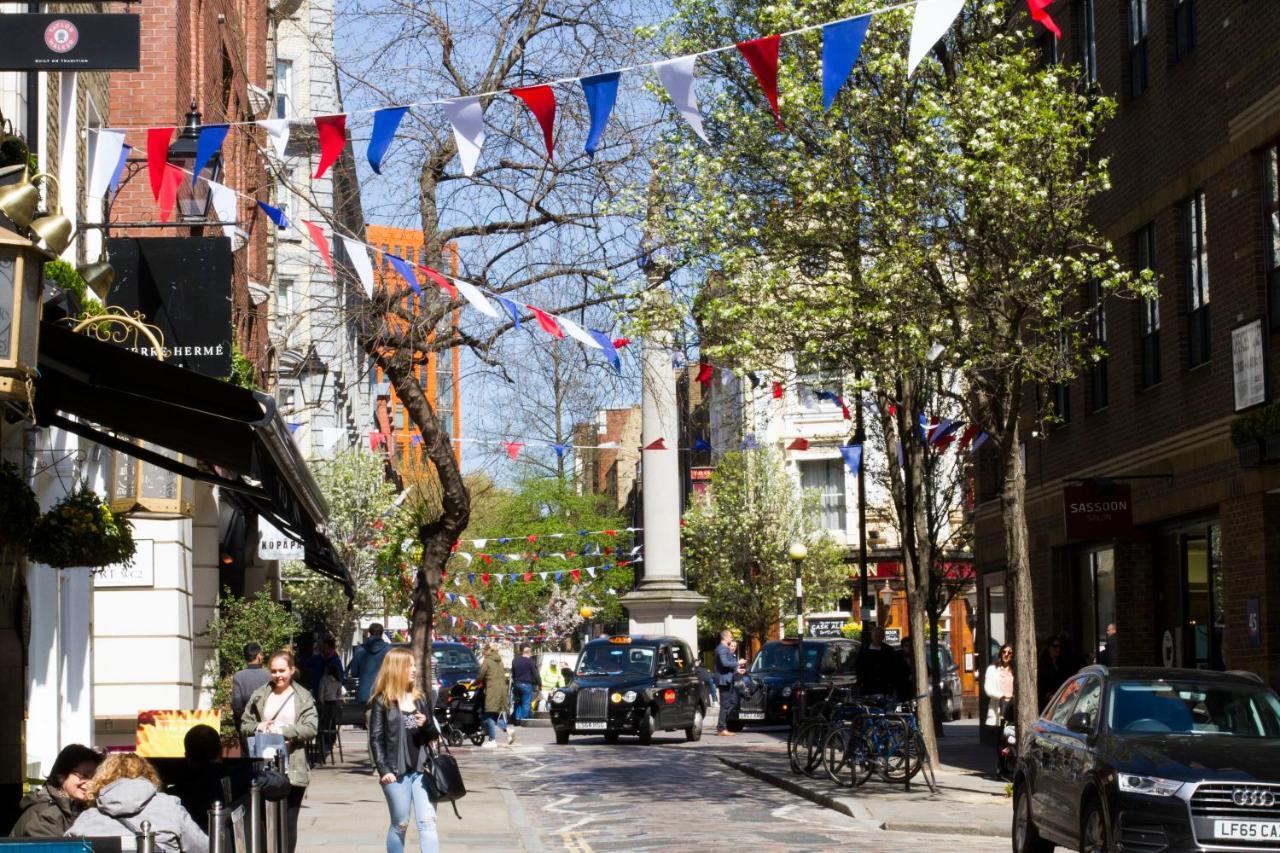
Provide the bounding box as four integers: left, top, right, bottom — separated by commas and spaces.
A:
1066, 711, 1091, 734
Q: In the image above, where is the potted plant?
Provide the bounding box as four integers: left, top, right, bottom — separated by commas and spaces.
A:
1231, 402, 1280, 467
0, 460, 38, 556
27, 486, 136, 568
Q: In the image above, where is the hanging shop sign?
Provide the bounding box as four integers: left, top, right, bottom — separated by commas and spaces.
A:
1063, 481, 1133, 540
258, 517, 305, 562
807, 617, 847, 638
1231, 318, 1266, 411
105, 237, 233, 378
0, 14, 140, 71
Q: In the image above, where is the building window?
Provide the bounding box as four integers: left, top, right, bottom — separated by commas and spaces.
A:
1051, 381, 1071, 424
274, 59, 293, 118
1038, 28, 1059, 66
796, 359, 843, 413
1173, 0, 1195, 61
1137, 223, 1160, 387
1185, 191, 1210, 367
277, 387, 296, 411
1088, 278, 1108, 411
1128, 0, 1148, 97
436, 351, 455, 438
1265, 144, 1280, 329
799, 458, 847, 534
275, 276, 293, 333
1079, 0, 1097, 83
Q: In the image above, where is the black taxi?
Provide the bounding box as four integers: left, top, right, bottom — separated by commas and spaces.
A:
728, 637, 860, 729
549, 635, 706, 744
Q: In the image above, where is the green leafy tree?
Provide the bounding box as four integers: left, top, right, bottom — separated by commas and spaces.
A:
203, 592, 297, 739
683, 449, 847, 651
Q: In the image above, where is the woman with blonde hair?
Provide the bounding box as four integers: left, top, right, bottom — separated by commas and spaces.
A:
65, 752, 207, 852
241, 649, 318, 853
369, 646, 438, 853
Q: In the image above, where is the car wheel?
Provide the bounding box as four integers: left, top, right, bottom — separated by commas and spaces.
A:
1013, 783, 1053, 853
637, 709, 655, 745
686, 707, 704, 742
554, 728, 571, 745
1080, 797, 1113, 853
603, 732, 620, 744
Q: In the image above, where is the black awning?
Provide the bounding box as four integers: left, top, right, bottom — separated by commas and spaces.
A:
35, 321, 354, 598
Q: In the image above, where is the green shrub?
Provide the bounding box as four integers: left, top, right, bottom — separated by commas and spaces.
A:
1230, 402, 1280, 447
204, 591, 297, 678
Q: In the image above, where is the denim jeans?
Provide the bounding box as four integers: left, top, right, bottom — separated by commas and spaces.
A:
381, 771, 438, 853
482, 711, 507, 741
716, 685, 738, 731
512, 682, 534, 723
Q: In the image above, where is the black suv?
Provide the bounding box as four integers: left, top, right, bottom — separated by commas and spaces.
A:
1014, 666, 1280, 853
729, 638, 860, 729
549, 636, 706, 744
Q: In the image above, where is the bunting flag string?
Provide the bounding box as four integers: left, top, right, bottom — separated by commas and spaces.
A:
453, 527, 638, 547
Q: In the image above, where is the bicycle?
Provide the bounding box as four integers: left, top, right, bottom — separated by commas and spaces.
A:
786, 684, 856, 777
822, 695, 937, 793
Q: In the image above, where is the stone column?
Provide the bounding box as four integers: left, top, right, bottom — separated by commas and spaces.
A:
621, 319, 705, 653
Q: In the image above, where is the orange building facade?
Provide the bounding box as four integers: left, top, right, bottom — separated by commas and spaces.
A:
365, 225, 462, 467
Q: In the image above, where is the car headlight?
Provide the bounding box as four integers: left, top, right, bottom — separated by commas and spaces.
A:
622, 690, 638, 703
1118, 774, 1183, 797
551, 690, 566, 704
610, 692, 623, 704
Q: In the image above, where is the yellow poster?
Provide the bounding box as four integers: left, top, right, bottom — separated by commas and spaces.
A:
135, 709, 222, 758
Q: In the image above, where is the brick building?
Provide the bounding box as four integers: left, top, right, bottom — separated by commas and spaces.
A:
974, 1, 1280, 700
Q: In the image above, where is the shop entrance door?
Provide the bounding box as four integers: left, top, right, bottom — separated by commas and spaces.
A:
1155, 521, 1223, 670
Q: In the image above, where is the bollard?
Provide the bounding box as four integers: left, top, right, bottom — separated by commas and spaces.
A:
273, 754, 290, 853
136, 819, 156, 853
247, 780, 264, 853
208, 800, 226, 853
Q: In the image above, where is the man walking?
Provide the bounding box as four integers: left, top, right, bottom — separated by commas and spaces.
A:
231, 643, 271, 750
348, 623, 391, 706
510, 645, 541, 726
714, 630, 739, 736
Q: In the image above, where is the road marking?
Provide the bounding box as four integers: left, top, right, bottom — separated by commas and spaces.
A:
560, 831, 593, 852
555, 816, 595, 835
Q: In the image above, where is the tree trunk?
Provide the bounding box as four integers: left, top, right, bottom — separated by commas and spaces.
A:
999, 419, 1038, 744
902, 400, 940, 772
928, 607, 945, 736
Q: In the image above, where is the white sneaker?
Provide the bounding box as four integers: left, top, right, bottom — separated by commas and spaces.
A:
507, 729, 517, 745
480, 739, 497, 749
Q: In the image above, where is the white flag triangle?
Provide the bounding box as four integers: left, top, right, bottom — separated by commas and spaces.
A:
258, 119, 291, 159
341, 236, 375, 297
556, 315, 603, 349
88, 130, 126, 202
206, 181, 238, 241
452, 276, 499, 318
907, 0, 965, 75
442, 97, 485, 176
655, 56, 708, 142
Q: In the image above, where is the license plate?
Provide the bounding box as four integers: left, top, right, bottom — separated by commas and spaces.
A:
739, 712, 765, 720
1215, 820, 1280, 840
576, 721, 608, 730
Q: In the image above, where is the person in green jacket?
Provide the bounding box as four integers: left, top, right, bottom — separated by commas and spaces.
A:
241, 649, 318, 853
9, 744, 102, 838
476, 643, 513, 748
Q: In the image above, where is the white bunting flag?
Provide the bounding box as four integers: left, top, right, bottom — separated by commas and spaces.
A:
206, 181, 238, 241
442, 97, 486, 176
454, 552, 474, 566
341, 236, 375, 297
88, 130, 126, 202
473, 539, 487, 549
452, 276, 499, 318
907, 0, 965, 75
258, 119, 291, 159
655, 56, 708, 143
556, 315, 603, 349
585, 567, 596, 578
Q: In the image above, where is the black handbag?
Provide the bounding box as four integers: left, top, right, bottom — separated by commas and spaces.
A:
423, 739, 466, 818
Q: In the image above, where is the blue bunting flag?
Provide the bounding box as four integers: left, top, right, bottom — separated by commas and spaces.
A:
822, 16, 871, 111
580, 72, 620, 156
257, 200, 290, 230
367, 106, 409, 174
386, 254, 422, 296
193, 124, 230, 186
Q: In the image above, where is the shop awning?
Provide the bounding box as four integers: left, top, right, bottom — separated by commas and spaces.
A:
34, 321, 354, 598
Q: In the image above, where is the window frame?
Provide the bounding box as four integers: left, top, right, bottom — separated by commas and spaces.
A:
1172, 0, 1195, 62
274, 58, 294, 119
1137, 223, 1161, 387
1265, 143, 1280, 330
1079, 0, 1098, 84
1088, 278, 1108, 412
798, 457, 848, 534
1127, 0, 1149, 98
1185, 191, 1211, 368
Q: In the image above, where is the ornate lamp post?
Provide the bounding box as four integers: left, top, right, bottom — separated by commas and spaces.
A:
167, 102, 222, 223
0, 224, 46, 405
789, 541, 808, 723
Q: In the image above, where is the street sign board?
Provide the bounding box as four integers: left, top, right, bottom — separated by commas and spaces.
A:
1063, 481, 1133, 540
807, 618, 846, 638
0, 14, 140, 71
259, 518, 304, 562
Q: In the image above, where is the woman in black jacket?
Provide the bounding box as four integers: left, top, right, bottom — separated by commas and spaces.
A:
369, 647, 438, 853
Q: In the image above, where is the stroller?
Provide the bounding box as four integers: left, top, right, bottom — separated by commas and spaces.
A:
435, 679, 488, 747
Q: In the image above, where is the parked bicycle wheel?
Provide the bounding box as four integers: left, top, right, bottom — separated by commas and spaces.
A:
822, 725, 872, 788
788, 720, 827, 777
879, 726, 924, 783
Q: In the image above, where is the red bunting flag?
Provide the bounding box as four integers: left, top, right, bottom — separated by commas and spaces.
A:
523, 572, 533, 583
603, 529, 617, 536
505, 441, 524, 460
420, 265, 457, 299
570, 569, 581, 583
481, 573, 490, 586
736, 34, 783, 129
369, 432, 381, 451
527, 534, 538, 543
841, 404, 851, 421
302, 220, 335, 275
644, 438, 667, 450
437, 589, 445, 603
479, 554, 492, 565
157, 164, 185, 223
696, 362, 714, 386
612, 338, 631, 348
1027, 0, 1062, 39
526, 305, 565, 339
565, 550, 576, 559
956, 423, 982, 452
313, 114, 347, 179
467, 595, 479, 609
147, 127, 175, 201
888, 404, 898, 416
510, 85, 557, 159
787, 437, 810, 451
603, 546, 614, 556
772, 381, 784, 399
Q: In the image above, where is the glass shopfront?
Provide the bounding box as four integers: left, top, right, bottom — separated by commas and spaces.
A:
1155, 519, 1224, 670
1077, 547, 1116, 665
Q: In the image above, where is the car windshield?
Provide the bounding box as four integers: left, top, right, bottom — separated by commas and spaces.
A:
1107, 679, 1280, 738
750, 644, 820, 675
575, 644, 655, 677
432, 649, 477, 672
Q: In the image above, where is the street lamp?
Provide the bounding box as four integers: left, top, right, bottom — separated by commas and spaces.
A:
789, 541, 808, 724
167, 102, 222, 222
0, 223, 47, 405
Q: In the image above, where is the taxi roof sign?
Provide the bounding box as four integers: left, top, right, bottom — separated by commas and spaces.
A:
607, 636, 632, 644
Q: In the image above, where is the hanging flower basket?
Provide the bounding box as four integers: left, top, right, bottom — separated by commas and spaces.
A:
27, 487, 136, 569
0, 460, 39, 552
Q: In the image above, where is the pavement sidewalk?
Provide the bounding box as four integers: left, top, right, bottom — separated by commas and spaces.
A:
718, 720, 1013, 838
297, 730, 545, 851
